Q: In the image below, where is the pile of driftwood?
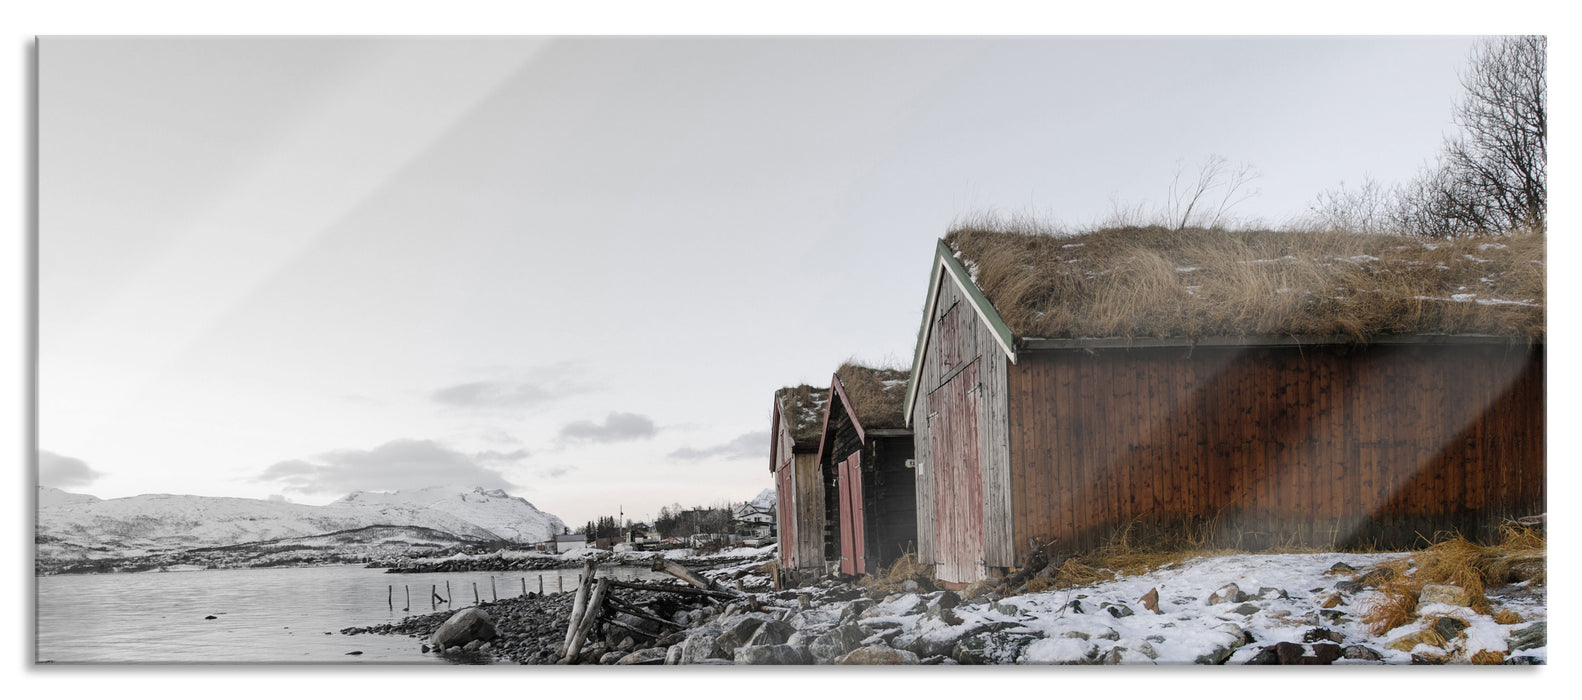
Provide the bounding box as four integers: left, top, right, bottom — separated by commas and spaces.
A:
557, 558, 745, 664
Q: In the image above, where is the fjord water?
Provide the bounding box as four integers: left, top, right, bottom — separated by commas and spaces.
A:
35, 564, 664, 664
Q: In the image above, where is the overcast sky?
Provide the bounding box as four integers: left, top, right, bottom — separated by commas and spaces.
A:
39, 36, 1485, 525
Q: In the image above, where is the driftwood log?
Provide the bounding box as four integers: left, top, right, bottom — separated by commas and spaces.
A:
650, 559, 717, 590
560, 560, 596, 655
996, 537, 1059, 595
608, 579, 737, 599
560, 577, 611, 664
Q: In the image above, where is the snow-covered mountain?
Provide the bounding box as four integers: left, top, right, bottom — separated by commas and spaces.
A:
36, 485, 566, 559
749, 488, 775, 511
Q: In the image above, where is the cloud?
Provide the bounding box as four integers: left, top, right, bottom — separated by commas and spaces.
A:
537, 466, 576, 479
38, 450, 105, 489
430, 366, 595, 410
559, 412, 657, 443
668, 431, 770, 462
267, 494, 292, 503
475, 448, 531, 463
256, 439, 515, 496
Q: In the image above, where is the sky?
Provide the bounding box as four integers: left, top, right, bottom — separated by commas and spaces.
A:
37, 35, 1492, 526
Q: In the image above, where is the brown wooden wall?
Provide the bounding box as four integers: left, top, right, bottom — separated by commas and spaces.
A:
773, 406, 826, 571
909, 271, 1015, 578
1006, 342, 1545, 561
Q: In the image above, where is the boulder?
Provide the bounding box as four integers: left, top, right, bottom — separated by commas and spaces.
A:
1430, 616, 1468, 642
429, 608, 498, 650
1508, 621, 1546, 651
839, 598, 875, 621
617, 647, 668, 665
1302, 627, 1344, 644
809, 624, 867, 664
1257, 587, 1288, 600
735, 644, 814, 665
1207, 584, 1245, 605
1273, 642, 1305, 665
1107, 604, 1135, 618
677, 628, 727, 664
1342, 645, 1383, 662
954, 632, 1036, 665
1138, 587, 1161, 614
664, 644, 684, 665
714, 615, 770, 656
1387, 629, 1444, 653
598, 650, 626, 665
1321, 594, 1345, 609
1311, 643, 1341, 665
1231, 603, 1260, 616
1418, 584, 1472, 609
745, 619, 796, 647
836, 644, 920, 665
936, 590, 962, 610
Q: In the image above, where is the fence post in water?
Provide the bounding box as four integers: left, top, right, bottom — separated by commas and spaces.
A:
404, 585, 410, 611
491, 576, 497, 601
521, 577, 526, 596
446, 581, 452, 608
388, 585, 393, 610
473, 582, 479, 605
539, 575, 544, 595
431, 584, 437, 610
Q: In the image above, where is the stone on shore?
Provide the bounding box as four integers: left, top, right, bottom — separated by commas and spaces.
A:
835, 644, 920, 665
430, 608, 498, 650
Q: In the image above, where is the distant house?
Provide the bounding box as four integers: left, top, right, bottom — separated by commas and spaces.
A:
732, 502, 775, 539
817, 363, 917, 576
770, 384, 830, 572
549, 533, 585, 554
907, 226, 1545, 584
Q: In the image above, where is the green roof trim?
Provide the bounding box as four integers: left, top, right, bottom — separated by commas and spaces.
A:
903, 239, 1018, 427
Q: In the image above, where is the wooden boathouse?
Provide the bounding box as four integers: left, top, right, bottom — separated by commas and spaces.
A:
907, 225, 1546, 584
818, 363, 918, 577
770, 384, 830, 574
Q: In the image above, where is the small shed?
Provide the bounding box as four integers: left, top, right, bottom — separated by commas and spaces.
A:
907, 225, 1546, 584
770, 384, 831, 572
818, 363, 918, 576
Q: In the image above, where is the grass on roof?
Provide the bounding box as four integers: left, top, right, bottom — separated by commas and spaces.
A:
774, 384, 829, 443
834, 362, 911, 431
944, 220, 1545, 342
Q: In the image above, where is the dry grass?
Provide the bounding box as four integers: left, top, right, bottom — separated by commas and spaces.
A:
833, 362, 911, 430
1470, 650, 1507, 665
858, 551, 937, 595
1359, 527, 1545, 634
774, 384, 830, 443
945, 218, 1545, 341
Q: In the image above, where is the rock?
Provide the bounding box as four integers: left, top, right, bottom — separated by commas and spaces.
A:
1342, 645, 1383, 662
344, 650, 363, 656
1387, 629, 1444, 653
1244, 646, 1280, 665
463, 640, 484, 651
954, 632, 1036, 665
939, 608, 965, 626
745, 620, 796, 647
1095, 628, 1121, 642
809, 624, 867, 664
1418, 584, 1472, 609
1207, 583, 1245, 605
715, 615, 769, 656
1231, 603, 1260, 616
1303, 627, 1344, 644
1273, 642, 1305, 665
677, 628, 727, 664
839, 598, 875, 621
1257, 587, 1288, 600
1107, 604, 1134, 618
430, 608, 498, 650
993, 602, 1022, 617
1430, 616, 1469, 642
902, 580, 919, 593
1061, 599, 1085, 615
1311, 643, 1341, 665
598, 650, 626, 664
1321, 593, 1345, 608
1326, 562, 1357, 575
937, 591, 961, 610
1061, 630, 1090, 640
664, 644, 683, 665
617, 647, 668, 665
836, 645, 920, 665
1502, 654, 1543, 665
735, 644, 814, 665
1138, 587, 1160, 613
1508, 621, 1546, 651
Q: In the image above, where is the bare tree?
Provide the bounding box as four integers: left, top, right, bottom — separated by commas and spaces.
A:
1395, 36, 1546, 236
1165, 155, 1261, 231
1304, 177, 1394, 235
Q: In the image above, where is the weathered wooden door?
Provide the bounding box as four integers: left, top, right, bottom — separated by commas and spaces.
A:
837, 451, 866, 575
930, 361, 983, 583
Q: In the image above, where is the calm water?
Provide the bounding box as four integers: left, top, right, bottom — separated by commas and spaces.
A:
35, 564, 666, 664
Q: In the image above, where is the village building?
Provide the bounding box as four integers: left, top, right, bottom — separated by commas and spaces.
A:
731, 501, 775, 541
906, 225, 1545, 584
817, 363, 918, 576
770, 384, 830, 573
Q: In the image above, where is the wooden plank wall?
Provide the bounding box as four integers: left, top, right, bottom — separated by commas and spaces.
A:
1006, 343, 1545, 561
791, 451, 825, 570
866, 436, 918, 571
910, 273, 1015, 580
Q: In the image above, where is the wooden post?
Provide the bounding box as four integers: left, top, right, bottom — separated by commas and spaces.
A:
473, 582, 479, 605
491, 576, 497, 601
404, 585, 410, 611
446, 581, 452, 608
387, 585, 392, 610
651, 559, 715, 590
521, 577, 526, 596
560, 577, 611, 664
431, 584, 438, 610
539, 575, 544, 595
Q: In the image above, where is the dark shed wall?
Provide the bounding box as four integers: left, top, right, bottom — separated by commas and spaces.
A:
910, 271, 1014, 577
1006, 342, 1545, 561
